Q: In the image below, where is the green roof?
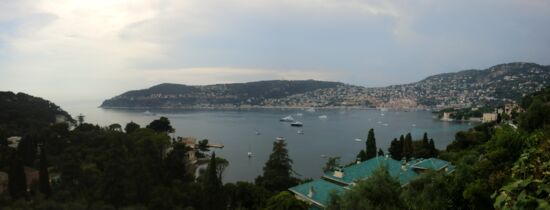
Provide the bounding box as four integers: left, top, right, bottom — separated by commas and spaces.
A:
289, 179, 345, 208
411, 158, 451, 171
322, 156, 419, 185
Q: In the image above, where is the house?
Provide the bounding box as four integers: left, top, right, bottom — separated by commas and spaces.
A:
7, 136, 22, 149
289, 156, 454, 209
442, 112, 453, 121
482, 112, 498, 123
0, 171, 8, 194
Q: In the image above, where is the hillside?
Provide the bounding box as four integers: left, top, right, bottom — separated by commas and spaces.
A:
0, 91, 74, 134
100, 80, 346, 108
101, 62, 550, 109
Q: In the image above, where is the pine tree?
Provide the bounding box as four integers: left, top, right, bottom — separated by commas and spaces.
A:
403, 133, 413, 160
429, 139, 437, 157
388, 138, 403, 160
38, 145, 51, 197
365, 128, 377, 160
357, 150, 367, 161
255, 140, 297, 192
8, 153, 27, 199
203, 152, 224, 210
378, 148, 384, 156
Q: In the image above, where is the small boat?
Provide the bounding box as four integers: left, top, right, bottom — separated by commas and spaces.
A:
318, 115, 328, 119
380, 113, 385, 116
247, 152, 253, 157
306, 107, 316, 112
411, 124, 416, 127
380, 108, 389, 112
297, 130, 304, 134
276, 136, 285, 141
255, 131, 261, 135
354, 138, 362, 142
143, 110, 155, 116
296, 113, 303, 117
321, 155, 327, 158
280, 115, 295, 122
382, 123, 389, 126
290, 121, 303, 127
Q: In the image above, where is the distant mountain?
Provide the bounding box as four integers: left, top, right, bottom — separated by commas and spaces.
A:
101, 62, 550, 109
369, 62, 550, 108
0, 91, 74, 134
100, 80, 347, 108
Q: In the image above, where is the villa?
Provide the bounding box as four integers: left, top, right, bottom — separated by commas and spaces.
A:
289, 156, 455, 209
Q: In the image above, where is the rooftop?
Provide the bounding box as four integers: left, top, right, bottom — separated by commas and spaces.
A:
289, 179, 346, 208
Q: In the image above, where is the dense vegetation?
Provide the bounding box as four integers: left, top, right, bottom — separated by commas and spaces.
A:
101, 80, 343, 108
328, 87, 550, 210
2, 86, 550, 209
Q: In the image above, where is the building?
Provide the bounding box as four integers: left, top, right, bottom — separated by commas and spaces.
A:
289, 156, 454, 209
504, 103, 523, 116
482, 112, 498, 123
442, 112, 453, 121
7, 136, 22, 149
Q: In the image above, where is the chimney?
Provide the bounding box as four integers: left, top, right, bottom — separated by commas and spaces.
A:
308, 186, 315, 198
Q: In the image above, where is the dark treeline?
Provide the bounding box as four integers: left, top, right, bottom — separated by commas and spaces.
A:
0, 109, 309, 209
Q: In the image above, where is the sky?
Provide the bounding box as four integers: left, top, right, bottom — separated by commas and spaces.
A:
1, 0, 549, 103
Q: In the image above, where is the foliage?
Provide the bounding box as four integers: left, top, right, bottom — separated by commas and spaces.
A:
327, 166, 404, 210
365, 128, 377, 160
401, 171, 453, 210
146, 117, 175, 133
263, 191, 308, 210
323, 157, 341, 173
255, 140, 299, 192
124, 122, 140, 133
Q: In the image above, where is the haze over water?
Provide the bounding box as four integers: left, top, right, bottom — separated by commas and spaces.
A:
64, 101, 473, 182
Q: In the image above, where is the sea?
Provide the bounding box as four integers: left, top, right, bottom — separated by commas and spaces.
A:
62, 100, 473, 183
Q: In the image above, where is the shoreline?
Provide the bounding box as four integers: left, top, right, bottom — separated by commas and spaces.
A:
99, 105, 431, 111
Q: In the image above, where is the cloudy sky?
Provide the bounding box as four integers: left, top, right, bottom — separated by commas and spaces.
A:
1, 0, 549, 103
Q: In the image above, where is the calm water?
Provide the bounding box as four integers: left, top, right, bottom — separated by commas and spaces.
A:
62, 101, 473, 183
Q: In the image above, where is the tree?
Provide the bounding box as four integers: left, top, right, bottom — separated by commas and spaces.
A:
327, 166, 404, 210
519, 98, 550, 132
108, 123, 122, 132
401, 171, 453, 210
164, 144, 190, 183
38, 145, 52, 197
357, 150, 367, 162
125, 122, 140, 133
378, 148, 384, 156
255, 140, 297, 192
403, 133, 413, 160
8, 152, 27, 199
323, 157, 340, 173
264, 191, 308, 210
77, 114, 85, 126
365, 128, 377, 160
224, 182, 270, 210
202, 152, 225, 210
388, 138, 402, 160
429, 139, 437, 157
146, 117, 175, 133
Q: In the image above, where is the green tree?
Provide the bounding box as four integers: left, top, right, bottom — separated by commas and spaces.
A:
365, 128, 377, 160
388, 138, 402, 160
125, 121, 140, 134
403, 133, 413, 160
224, 182, 270, 210
519, 98, 550, 132
356, 150, 367, 161
38, 145, 52, 197
377, 148, 384, 156
323, 157, 340, 173
8, 152, 27, 199
264, 191, 308, 210
146, 117, 175, 133
255, 140, 298, 192
108, 123, 122, 132
202, 152, 225, 210
327, 166, 404, 210
401, 171, 452, 210
164, 143, 191, 183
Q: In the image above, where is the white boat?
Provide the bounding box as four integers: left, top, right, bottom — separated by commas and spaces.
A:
380, 108, 389, 112
247, 152, 253, 157
297, 130, 304, 134
290, 121, 303, 127
255, 131, 261, 135
411, 124, 416, 127
276, 136, 285, 141
306, 107, 316, 112
354, 138, 362, 142
280, 115, 295, 122
318, 115, 328, 119
380, 113, 385, 116
143, 110, 155, 116
296, 113, 303, 117
382, 123, 389, 126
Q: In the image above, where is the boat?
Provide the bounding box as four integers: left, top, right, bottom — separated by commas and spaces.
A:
247, 152, 253, 157
380, 113, 385, 116
306, 107, 316, 112
297, 130, 304, 134
380, 107, 389, 112
143, 110, 156, 116
318, 115, 328, 119
290, 121, 303, 127
382, 123, 389, 126
276, 136, 285, 141
255, 131, 261, 135
296, 112, 303, 117
354, 138, 362, 142
411, 124, 416, 127
280, 115, 295, 122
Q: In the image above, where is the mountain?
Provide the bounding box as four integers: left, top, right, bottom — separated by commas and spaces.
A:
100, 80, 347, 108
101, 62, 550, 109
0, 91, 74, 134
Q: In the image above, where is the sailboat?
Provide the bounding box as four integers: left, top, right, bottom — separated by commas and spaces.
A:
247, 144, 253, 158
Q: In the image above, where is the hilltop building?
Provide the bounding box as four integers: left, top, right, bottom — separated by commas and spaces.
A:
482, 112, 498, 123
289, 156, 455, 209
